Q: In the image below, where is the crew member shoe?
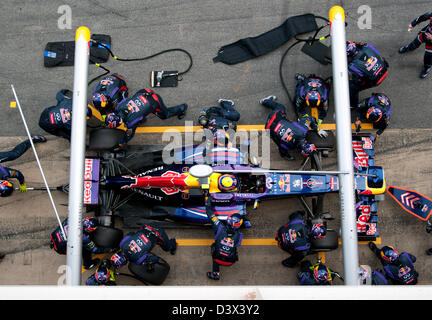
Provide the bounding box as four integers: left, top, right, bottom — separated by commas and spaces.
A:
398, 46, 408, 54
207, 272, 220, 280
218, 99, 235, 106
32, 135, 47, 143
426, 248, 432, 256
177, 104, 188, 119
259, 95, 277, 105
295, 73, 305, 81
282, 258, 298, 268
84, 258, 100, 270
420, 67, 431, 78
243, 219, 252, 228
0, 253, 5, 261
279, 151, 294, 161
170, 238, 177, 255
368, 242, 378, 252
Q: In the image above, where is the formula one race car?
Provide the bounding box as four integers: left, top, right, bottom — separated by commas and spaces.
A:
81, 128, 385, 244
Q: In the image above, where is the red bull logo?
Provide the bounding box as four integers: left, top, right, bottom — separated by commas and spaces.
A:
278, 174, 290, 193
100, 79, 114, 86
84, 159, 94, 180
377, 95, 389, 106
308, 79, 322, 88
221, 237, 234, 247
353, 141, 369, 167
83, 181, 92, 204
129, 240, 141, 253
365, 56, 378, 71
60, 108, 71, 123
288, 229, 297, 243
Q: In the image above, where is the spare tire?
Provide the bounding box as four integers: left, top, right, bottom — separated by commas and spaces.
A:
91, 226, 124, 249
128, 258, 170, 285
88, 127, 126, 151
306, 130, 335, 150
310, 229, 338, 251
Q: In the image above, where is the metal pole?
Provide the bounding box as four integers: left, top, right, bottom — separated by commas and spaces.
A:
11, 85, 67, 240
329, 6, 359, 285
66, 26, 91, 286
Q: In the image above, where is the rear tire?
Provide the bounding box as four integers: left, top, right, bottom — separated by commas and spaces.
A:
128, 258, 170, 285
91, 226, 124, 249
310, 229, 338, 251
88, 127, 125, 151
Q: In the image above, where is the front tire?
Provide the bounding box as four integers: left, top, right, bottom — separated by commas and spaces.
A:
88, 127, 126, 151
128, 258, 171, 285
91, 226, 124, 249
310, 229, 339, 252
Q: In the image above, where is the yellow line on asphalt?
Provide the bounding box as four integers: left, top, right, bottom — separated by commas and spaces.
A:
134, 123, 373, 133
81, 238, 381, 273
177, 237, 381, 246
87, 105, 374, 133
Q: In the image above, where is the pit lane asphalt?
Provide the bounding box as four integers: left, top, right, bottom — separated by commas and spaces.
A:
1, 0, 432, 287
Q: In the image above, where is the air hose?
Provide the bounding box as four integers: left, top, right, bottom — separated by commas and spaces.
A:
278, 15, 331, 118
88, 40, 193, 86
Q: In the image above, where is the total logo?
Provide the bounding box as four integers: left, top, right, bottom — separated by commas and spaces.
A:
303, 178, 323, 188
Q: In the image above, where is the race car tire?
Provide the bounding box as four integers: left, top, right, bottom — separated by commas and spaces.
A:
310, 229, 338, 251
306, 130, 335, 150
91, 226, 124, 249
128, 258, 170, 285
88, 127, 126, 151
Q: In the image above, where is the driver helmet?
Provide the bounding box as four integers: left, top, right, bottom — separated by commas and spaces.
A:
380, 246, 399, 263
366, 107, 383, 122
226, 213, 243, 229
305, 90, 321, 108
94, 265, 110, 284
218, 174, 238, 192
105, 113, 123, 128
110, 253, 127, 268
346, 41, 358, 57
301, 143, 317, 157
0, 180, 13, 197
311, 223, 327, 240
313, 263, 332, 284
83, 217, 98, 233
213, 130, 230, 147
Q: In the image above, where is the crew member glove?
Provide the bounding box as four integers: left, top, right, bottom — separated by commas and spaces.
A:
318, 129, 328, 138
19, 183, 27, 192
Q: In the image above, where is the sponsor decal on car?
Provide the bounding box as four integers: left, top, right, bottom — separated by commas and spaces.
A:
278, 174, 290, 193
